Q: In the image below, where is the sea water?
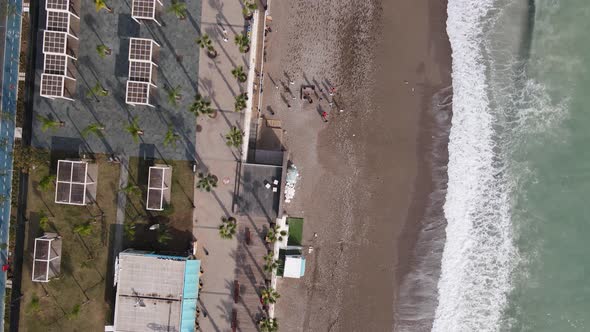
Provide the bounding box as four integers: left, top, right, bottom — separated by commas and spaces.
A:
431, 0, 590, 331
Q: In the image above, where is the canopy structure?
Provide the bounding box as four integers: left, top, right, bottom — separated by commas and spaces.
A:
126, 38, 160, 106
146, 165, 171, 211
131, 0, 163, 25
55, 160, 97, 205
32, 233, 62, 283
41, 0, 80, 100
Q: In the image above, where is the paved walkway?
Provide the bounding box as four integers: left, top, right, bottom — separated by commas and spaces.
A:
194, 0, 249, 331
112, 155, 128, 258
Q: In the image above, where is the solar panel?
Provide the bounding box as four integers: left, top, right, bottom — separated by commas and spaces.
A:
40, 74, 65, 97
126, 81, 150, 105
43, 31, 67, 54
46, 11, 69, 32
46, 0, 69, 11
132, 0, 156, 19
129, 38, 152, 61
55, 160, 91, 205
44, 54, 67, 75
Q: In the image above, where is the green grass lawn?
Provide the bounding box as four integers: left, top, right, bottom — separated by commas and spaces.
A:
287, 217, 304, 246
123, 157, 194, 254
19, 153, 120, 331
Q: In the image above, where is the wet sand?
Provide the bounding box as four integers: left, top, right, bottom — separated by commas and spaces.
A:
264, 0, 452, 330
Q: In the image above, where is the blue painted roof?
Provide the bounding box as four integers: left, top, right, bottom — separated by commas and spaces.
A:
300, 258, 306, 277
180, 260, 200, 332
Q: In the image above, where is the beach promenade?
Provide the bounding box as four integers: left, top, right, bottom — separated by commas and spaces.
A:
192, 0, 247, 331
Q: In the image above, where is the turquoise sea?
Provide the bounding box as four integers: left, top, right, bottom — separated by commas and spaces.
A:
396, 1, 590, 331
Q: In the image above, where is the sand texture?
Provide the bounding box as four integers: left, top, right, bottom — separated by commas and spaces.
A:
262, 0, 452, 331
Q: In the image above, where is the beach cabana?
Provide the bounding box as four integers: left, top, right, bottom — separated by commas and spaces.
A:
32, 233, 62, 283
131, 0, 163, 25
126, 38, 160, 106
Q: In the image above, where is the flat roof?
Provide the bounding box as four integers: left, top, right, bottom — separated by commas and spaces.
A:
55, 160, 94, 205
236, 163, 282, 221
114, 252, 197, 332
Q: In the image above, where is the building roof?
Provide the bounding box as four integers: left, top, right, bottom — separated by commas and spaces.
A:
236, 163, 283, 221
55, 160, 96, 205
43, 54, 68, 75
283, 255, 305, 279
114, 251, 200, 332
46, 0, 70, 12
46, 10, 69, 32
32, 234, 62, 282
146, 166, 171, 211
43, 30, 67, 55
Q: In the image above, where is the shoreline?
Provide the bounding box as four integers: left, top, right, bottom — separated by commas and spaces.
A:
265, 0, 452, 330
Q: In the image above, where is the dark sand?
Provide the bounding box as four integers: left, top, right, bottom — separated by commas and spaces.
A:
264, 0, 452, 331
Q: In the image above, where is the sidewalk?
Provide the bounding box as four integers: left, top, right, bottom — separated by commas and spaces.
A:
194, 0, 249, 331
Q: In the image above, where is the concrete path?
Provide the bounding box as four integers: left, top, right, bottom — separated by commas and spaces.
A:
194, 0, 250, 331
112, 155, 129, 258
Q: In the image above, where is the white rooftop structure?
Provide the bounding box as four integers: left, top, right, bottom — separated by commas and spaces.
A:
126, 38, 160, 106
45, 0, 81, 15
32, 233, 62, 282
131, 0, 163, 25
112, 250, 201, 332
146, 165, 171, 211
283, 255, 306, 279
55, 160, 97, 205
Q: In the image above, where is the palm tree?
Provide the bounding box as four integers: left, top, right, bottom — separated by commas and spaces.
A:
94, 0, 112, 13
81, 123, 105, 138
157, 226, 172, 245
258, 317, 278, 332
231, 65, 247, 83
96, 44, 111, 58
119, 183, 141, 197
163, 125, 180, 147
124, 221, 136, 241
260, 287, 280, 305
225, 126, 243, 148
234, 93, 247, 112
196, 34, 217, 58
87, 82, 109, 98
263, 258, 279, 274
166, 85, 182, 107
189, 94, 214, 117
125, 117, 144, 143
167, 0, 187, 19
36, 115, 64, 132
196, 172, 218, 192
219, 216, 237, 239
242, 1, 257, 20
37, 174, 56, 192
73, 222, 93, 236
266, 224, 287, 243
234, 33, 250, 53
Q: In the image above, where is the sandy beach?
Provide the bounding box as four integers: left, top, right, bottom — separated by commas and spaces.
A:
262, 0, 452, 330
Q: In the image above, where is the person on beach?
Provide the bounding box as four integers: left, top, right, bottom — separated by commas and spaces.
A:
321, 111, 328, 122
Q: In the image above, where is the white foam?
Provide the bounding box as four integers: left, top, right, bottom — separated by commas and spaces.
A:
433, 1, 517, 331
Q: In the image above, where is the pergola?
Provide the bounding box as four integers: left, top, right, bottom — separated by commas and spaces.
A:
40, 73, 76, 100
146, 165, 171, 211
32, 233, 62, 283
131, 0, 163, 25
126, 38, 160, 106
55, 160, 97, 205
41, 0, 80, 101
